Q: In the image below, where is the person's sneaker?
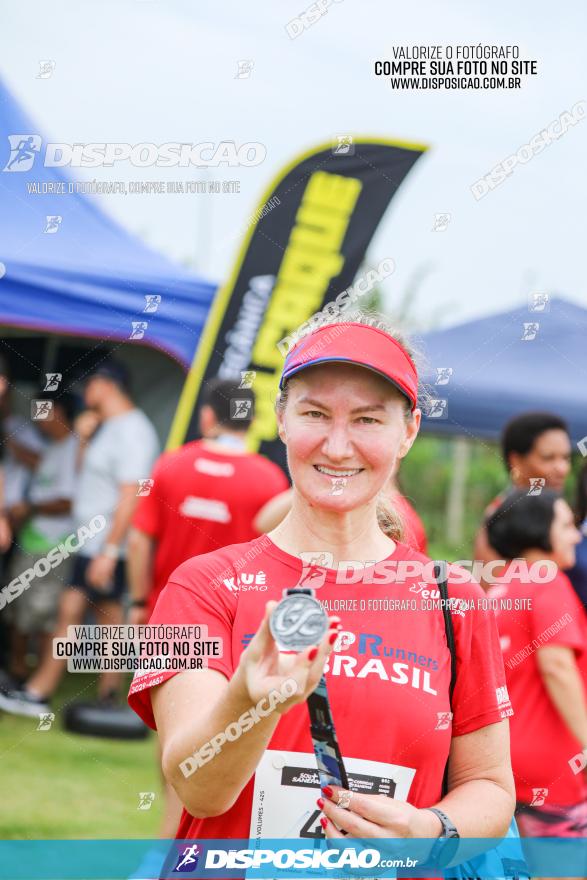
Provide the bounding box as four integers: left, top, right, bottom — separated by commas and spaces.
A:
0, 669, 21, 695
0, 688, 51, 718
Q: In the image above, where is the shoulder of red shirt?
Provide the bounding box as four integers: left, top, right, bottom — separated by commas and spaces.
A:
483, 487, 513, 519
164, 536, 263, 592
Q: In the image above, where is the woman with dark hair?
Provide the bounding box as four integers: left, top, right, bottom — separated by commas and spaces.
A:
486, 489, 587, 838
567, 462, 587, 611
473, 411, 571, 592
129, 314, 515, 870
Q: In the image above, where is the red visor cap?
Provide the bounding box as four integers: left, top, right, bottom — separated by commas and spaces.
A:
279, 322, 418, 410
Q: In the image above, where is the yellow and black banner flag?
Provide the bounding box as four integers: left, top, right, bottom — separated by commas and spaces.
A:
167, 138, 427, 464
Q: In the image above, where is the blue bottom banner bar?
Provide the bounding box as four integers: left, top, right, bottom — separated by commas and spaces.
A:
1, 837, 587, 879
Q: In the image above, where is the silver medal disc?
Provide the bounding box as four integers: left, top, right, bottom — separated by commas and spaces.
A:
270, 592, 329, 651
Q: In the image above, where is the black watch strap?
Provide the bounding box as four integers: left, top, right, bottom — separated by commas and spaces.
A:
426, 806, 459, 838
423, 807, 460, 869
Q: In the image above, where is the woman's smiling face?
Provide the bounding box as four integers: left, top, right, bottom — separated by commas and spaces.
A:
277, 362, 420, 513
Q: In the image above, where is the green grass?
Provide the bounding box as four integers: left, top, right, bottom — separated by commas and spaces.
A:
0, 674, 162, 839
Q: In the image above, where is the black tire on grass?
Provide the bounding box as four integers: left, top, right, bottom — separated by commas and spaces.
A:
63, 701, 150, 739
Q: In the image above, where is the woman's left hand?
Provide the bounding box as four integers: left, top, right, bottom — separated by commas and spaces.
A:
320, 785, 442, 840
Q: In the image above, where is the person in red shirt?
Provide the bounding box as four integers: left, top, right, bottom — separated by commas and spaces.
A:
127, 378, 289, 622
129, 315, 515, 870
486, 488, 587, 836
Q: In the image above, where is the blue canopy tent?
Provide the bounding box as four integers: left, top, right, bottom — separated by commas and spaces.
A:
418, 296, 587, 445
0, 76, 216, 370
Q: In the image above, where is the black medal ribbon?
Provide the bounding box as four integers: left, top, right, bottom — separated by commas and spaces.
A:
270, 587, 350, 796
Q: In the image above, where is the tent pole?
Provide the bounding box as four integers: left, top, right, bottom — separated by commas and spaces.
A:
41, 334, 59, 388
446, 436, 470, 548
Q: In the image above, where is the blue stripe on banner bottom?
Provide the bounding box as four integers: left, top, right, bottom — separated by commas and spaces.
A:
0, 838, 586, 879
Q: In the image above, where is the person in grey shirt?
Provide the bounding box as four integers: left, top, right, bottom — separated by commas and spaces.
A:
0, 359, 159, 716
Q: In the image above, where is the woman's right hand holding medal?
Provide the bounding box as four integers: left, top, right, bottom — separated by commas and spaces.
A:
235, 600, 341, 716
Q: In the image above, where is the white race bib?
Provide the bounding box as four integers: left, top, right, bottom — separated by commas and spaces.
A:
250, 749, 416, 840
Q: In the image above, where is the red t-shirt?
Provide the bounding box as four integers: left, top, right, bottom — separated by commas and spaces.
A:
488, 571, 587, 807
484, 489, 512, 520
132, 440, 289, 609
393, 493, 428, 555
129, 537, 510, 842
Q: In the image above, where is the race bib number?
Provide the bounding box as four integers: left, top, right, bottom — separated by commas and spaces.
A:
250, 750, 416, 839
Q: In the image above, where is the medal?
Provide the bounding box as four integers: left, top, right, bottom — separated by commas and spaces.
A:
270, 587, 350, 806
270, 588, 329, 652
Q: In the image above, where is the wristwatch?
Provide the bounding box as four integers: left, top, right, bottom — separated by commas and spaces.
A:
423, 807, 460, 869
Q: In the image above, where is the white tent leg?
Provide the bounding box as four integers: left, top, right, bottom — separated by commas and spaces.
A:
446, 436, 470, 548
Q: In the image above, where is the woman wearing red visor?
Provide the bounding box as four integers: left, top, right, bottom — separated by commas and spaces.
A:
128, 315, 514, 867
